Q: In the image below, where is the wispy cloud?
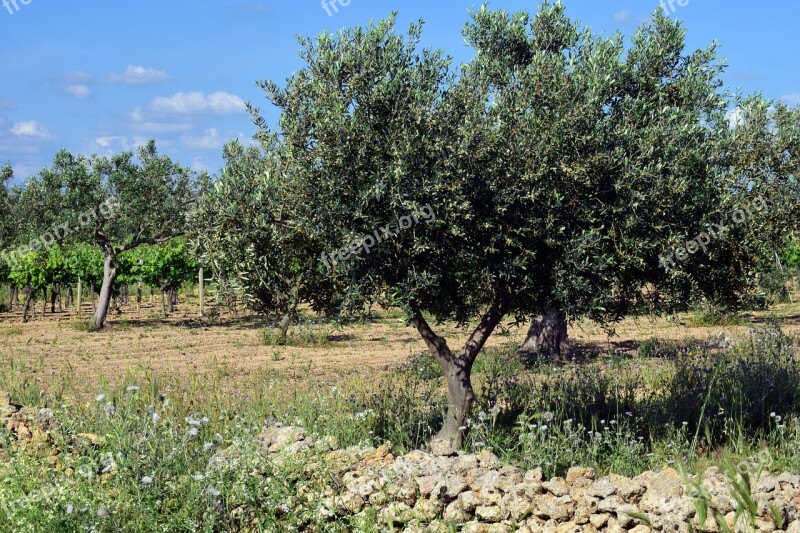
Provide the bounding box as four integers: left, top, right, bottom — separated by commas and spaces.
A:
108, 65, 169, 85
182, 128, 226, 150
149, 91, 247, 115
613, 10, 630, 23
781, 93, 800, 106
66, 84, 92, 98
0, 97, 16, 111
10, 120, 51, 139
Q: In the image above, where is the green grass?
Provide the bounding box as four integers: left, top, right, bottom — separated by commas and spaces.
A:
2, 321, 800, 530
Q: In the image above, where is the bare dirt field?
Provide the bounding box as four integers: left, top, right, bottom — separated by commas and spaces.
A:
2, 295, 800, 396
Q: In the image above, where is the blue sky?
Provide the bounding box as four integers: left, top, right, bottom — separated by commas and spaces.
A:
1, 0, 798, 182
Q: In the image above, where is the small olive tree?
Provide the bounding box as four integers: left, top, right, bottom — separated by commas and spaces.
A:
192, 140, 347, 336
18, 142, 198, 329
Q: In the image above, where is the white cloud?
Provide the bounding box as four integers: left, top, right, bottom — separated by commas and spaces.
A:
190, 157, 212, 173
613, 10, 630, 23
182, 128, 226, 150
131, 121, 194, 134
781, 93, 800, 106
150, 91, 247, 115
55, 71, 93, 84
108, 65, 169, 85
10, 121, 51, 138
66, 84, 92, 98
95, 136, 128, 149
727, 107, 746, 130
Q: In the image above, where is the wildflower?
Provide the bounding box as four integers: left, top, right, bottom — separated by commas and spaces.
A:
203, 442, 215, 452
188, 428, 199, 437
95, 394, 106, 402
104, 404, 116, 417
126, 386, 140, 393
771, 412, 777, 418
66, 504, 74, 515
141, 476, 154, 485
97, 508, 108, 517
206, 485, 221, 497
152, 412, 161, 424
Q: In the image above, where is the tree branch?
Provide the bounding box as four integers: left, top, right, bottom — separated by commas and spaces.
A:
461, 293, 514, 362
408, 299, 453, 362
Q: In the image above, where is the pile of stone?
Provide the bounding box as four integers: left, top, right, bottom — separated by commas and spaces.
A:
0, 390, 58, 448
249, 425, 800, 532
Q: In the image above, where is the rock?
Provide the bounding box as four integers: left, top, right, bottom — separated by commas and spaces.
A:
638, 468, 690, 520
416, 474, 442, 498
589, 513, 610, 528
524, 468, 544, 483
586, 478, 617, 499
534, 494, 575, 522
476, 450, 501, 470
256, 426, 307, 454
543, 478, 570, 497
462, 522, 490, 533
434, 474, 468, 501
609, 474, 646, 502
412, 498, 442, 521
566, 467, 595, 486
475, 505, 503, 523
379, 502, 413, 525
787, 520, 800, 533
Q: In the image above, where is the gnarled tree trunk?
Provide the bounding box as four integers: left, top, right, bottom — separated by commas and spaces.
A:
521, 307, 574, 360
91, 254, 121, 330
409, 296, 512, 454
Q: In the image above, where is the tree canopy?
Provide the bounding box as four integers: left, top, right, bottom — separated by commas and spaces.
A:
220, 4, 800, 451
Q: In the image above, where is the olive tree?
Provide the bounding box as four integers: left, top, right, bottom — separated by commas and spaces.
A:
19, 142, 197, 329
192, 139, 347, 336
245, 5, 796, 452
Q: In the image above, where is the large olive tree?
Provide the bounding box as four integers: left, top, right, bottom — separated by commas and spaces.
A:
243, 5, 796, 452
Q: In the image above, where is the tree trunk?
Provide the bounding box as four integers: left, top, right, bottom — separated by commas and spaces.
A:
50, 284, 60, 314
91, 255, 121, 330
66, 285, 73, 309
41, 287, 47, 316
9, 285, 17, 312
434, 357, 475, 454
521, 307, 574, 360
409, 295, 513, 454
21, 286, 33, 323
90, 281, 96, 312
77, 279, 83, 317
198, 267, 205, 317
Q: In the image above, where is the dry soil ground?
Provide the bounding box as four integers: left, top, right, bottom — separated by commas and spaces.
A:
1, 295, 800, 396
